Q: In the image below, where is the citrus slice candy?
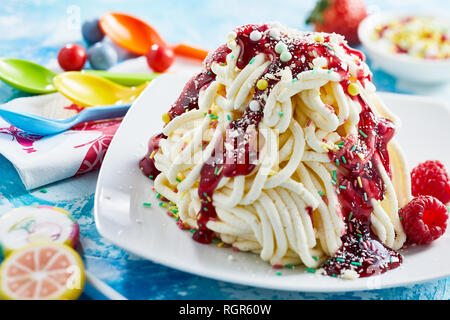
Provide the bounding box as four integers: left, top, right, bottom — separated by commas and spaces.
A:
0, 206, 79, 256
0, 242, 85, 300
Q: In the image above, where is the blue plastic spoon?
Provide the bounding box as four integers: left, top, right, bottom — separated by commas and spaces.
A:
0, 103, 130, 135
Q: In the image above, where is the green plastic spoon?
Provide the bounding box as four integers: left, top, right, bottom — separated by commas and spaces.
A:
82, 70, 159, 86
0, 57, 159, 94
0, 58, 57, 94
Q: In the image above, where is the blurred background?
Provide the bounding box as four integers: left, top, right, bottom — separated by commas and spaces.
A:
0, 0, 448, 103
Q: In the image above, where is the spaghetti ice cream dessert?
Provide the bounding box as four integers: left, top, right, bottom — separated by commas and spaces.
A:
139, 23, 439, 279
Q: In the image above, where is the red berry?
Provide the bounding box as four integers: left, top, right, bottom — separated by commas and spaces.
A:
399, 196, 448, 245
146, 44, 174, 72
57, 44, 87, 71
305, 0, 367, 45
411, 160, 450, 204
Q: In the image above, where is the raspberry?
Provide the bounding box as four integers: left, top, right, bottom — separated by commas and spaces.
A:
411, 160, 450, 204
399, 196, 448, 245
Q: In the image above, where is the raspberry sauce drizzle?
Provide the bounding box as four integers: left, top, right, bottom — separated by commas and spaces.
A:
324, 97, 402, 277
139, 133, 165, 179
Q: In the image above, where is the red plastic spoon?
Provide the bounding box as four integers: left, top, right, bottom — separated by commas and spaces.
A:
99, 12, 208, 61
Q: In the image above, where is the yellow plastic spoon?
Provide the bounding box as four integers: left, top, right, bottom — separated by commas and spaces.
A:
53, 72, 148, 107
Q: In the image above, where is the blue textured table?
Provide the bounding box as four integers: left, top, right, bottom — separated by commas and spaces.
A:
0, 0, 449, 300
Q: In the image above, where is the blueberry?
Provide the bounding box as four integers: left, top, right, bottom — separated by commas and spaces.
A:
82, 19, 104, 45
87, 42, 118, 70
102, 36, 137, 60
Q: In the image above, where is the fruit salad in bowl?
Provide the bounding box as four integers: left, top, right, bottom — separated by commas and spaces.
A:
358, 12, 450, 83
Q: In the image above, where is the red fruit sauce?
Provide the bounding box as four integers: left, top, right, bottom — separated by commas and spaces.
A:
139, 24, 402, 277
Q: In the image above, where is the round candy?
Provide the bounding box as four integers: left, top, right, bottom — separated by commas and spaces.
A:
57, 44, 87, 71
0, 243, 85, 300
249, 30, 262, 41
280, 51, 292, 62
81, 18, 104, 45
146, 44, 175, 73
87, 42, 118, 70
249, 100, 259, 112
0, 206, 79, 256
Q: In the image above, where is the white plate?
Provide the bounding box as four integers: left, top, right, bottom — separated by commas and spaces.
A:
94, 74, 450, 292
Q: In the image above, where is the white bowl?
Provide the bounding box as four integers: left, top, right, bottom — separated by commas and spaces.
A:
358, 12, 450, 84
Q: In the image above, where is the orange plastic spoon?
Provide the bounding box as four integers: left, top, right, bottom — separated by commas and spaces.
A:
172, 43, 208, 61
99, 12, 209, 61
99, 12, 167, 55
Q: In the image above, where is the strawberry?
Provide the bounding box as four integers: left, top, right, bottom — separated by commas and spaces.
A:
306, 0, 368, 45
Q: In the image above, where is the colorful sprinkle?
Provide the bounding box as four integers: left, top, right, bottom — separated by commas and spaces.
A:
275, 41, 287, 54
305, 267, 316, 274
359, 129, 368, 138
280, 51, 292, 62
40, 188, 47, 194
249, 30, 262, 41
257, 79, 269, 90
162, 112, 171, 124
357, 176, 363, 188
142, 202, 152, 207
314, 34, 324, 43
347, 83, 359, 96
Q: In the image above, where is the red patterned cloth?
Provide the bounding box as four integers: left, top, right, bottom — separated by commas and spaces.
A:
0, 114, 122, 190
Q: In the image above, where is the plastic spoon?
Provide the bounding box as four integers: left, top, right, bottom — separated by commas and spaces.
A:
53, 72, 148, 107
0, 58, 57, 94
0, 58, 159, 94
0, 103, 130, 135
99, 12, 209, 60
82, 70, 159, 86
